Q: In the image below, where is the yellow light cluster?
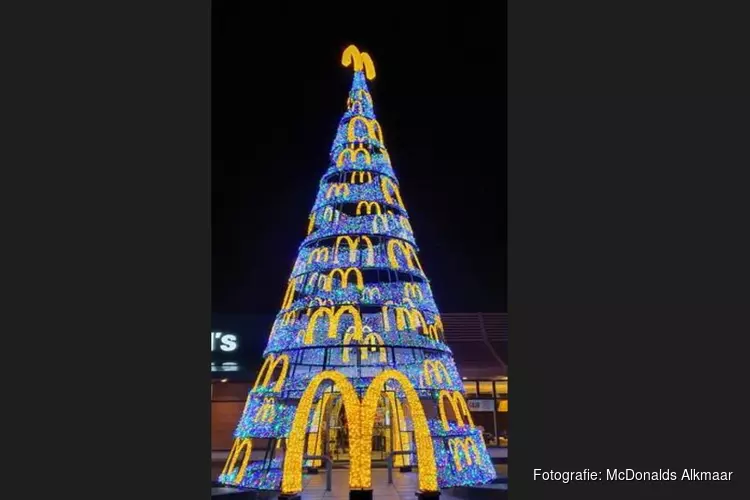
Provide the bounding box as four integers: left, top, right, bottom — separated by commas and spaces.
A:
356, 201, 381, 215
281, 371, 364, 494
448, 437, 482, 472
379, 177, 404, 210
221, 437, 253, 484
356, 89, 373, 105
362, 286, 381, 301
342, 328, 386, 363
400, 216, 413, 233
308, 297, 334, 307
281, 310, 298, 326
403, 283, 423, 300
342, 45, 376, 80
322, 206, 340, 223
307, 247, 330, 264
361, 370, 438, 491
304, 305, 364, 344
325, 183, 351, 199
280, 278, 297, 309
387, 239, 423, 273
371, 213, 390, 232
394, 307, 428, 332
336, 145, 371, 167
422, 360, 452, 386
385, 392, 412, 466
334, 235, 375, 265
319, 267, 364, 291
347, 116, 384, 144
253, 396, 277, 423
280, 369, 438, 494
252, 354, 289, 392
438, 390, 475, 431
350, 171, 372, 184
307, 214, 315, 235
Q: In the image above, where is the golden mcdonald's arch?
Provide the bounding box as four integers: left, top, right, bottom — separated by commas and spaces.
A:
395, 307, 428, 332
400, 216, 413, 233
380, 176, 405, 210
347, 116, 384, 144
303, 305, 363, 344
281, 310, 298, 326
350, 171, 373, 184
356, 200, 381, 215
253, 354, 290, 392
334, 235, 375, 265
307, 247, 330, 264
438, 390, 475, 431
221, 437, 253, 484
361, 286, 381, 301
448, 437, 482, 472
305, 272, 329, 290
309, 297, 334, 307
403, 282, 424, 301
280, 278, 297, 309
253, 397, 277, 423
322, 206, 340, 222
342, 327, 386, 363
336, 145, 371, 167
422, 359, 452, 386
341, 44, 376, 80
387, 239, 424, 273
280, 369, 437, 495
424, 323, 441, 341
325, 183, 350, 199
349, 100, 364, 115
356, 89, 373, 105
307, 213, 315, 235
322, 267, 364, 292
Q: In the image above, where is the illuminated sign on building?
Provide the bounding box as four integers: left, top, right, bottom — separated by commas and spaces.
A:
467, 399, 496, 412
211, 331, 238, 352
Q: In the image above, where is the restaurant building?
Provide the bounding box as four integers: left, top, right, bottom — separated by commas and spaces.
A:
211, 312, 508, 450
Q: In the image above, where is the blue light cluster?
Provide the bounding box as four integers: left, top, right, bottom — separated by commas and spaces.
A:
233, 397, 297, 439
265, 310, 448, 353
302, 212, 417, 248
219, 458, 284, 490
311, 178, 407, 215
291, 243, 425, 280
340, 71, 376, 120
432, 427, 497, 488
324, 149, 396, 179
279, 281, 437, 314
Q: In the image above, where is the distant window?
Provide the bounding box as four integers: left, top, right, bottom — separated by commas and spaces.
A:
463, 381, 478, 397
478, 381, 494, 397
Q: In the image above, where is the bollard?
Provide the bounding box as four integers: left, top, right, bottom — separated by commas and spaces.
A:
386, 450, 416, 485
303, 455, 332, 491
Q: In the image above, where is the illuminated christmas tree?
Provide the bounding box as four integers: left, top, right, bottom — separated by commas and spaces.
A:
218, 45, 496, 498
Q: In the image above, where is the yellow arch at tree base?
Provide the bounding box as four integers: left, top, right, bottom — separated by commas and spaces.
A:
361, 370, 438, 492
221, 437, 253, 484
280, 369, 439, 495
281, 371, 364, 494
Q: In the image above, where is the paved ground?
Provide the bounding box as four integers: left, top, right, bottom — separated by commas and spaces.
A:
212, 464, 506, 499
298, 469, 465, 499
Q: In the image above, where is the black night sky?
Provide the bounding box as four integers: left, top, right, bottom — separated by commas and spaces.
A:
212, 4, 506, 315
